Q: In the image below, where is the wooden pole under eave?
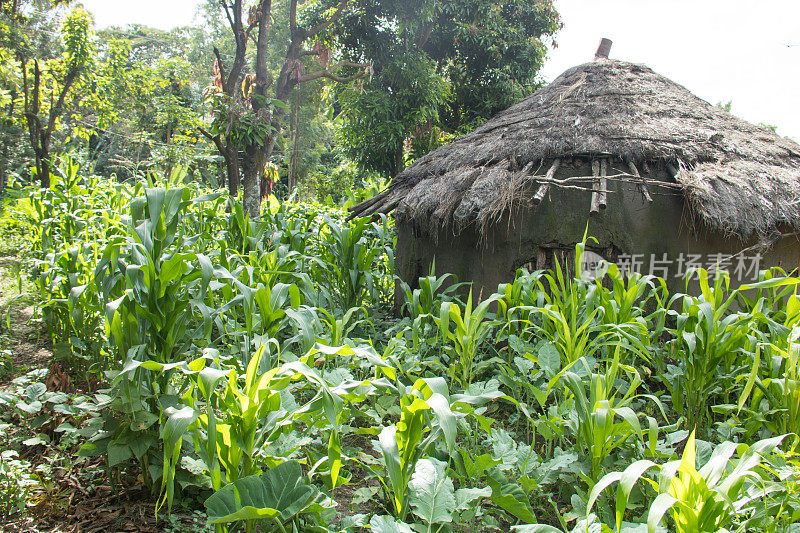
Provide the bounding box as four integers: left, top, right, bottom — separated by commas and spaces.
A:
599, 159, 609, 209
591, 159, 610, 214
590, 160, 601, 214
516, 160, 536, 179
536, 247, 547, 271
667, 163, 681, 180
532, 159, 561, 205
627, 160, 654, 203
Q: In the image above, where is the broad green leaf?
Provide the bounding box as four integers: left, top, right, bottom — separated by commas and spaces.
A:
737, 345, 760, 414
538, 343, 561, 376
15, 400, 43, 415
163, 406, 198, 455
512, 525, 563, 532
409, 458, 456, 525
24, 382, 47, 402
487, 467, 536, 523
647, 493, 678, 533
378, 425, 405, 516
424, 393, 457, 454
205, 461, 314, 524
197, 367, 229, 400
107, 441, 133, 467
181, 456, 207, 475
369, 515, 414, 533
454, 487, 492, 511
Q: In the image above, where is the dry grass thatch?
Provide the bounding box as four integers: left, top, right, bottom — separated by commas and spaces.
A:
350, 59, 800, 240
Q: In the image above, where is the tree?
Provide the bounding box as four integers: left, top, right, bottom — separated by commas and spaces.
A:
202, 0, 370, 216
1, 0, 72, 186
20, 6, 92, 187
79, 33, 205, 178
332, 0, 561, 177
1, 0, 71, 19
0, 43, 25, 190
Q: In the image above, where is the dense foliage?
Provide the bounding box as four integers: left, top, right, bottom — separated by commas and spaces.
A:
1, 3, 799, 533
0, 162, 798, 532
332, 0, 561, 176
0, 0, 560, 210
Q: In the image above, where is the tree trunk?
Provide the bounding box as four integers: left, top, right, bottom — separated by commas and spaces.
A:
241, 149, 262, 218
21, 57, 78, 190
239, 33, 298, 216
0, 146, 6, 194
212, 0, 363, 217
288, 90, 301, 193
394, 147, 405, 177
40, 152, 50, 188
224, 139, 240, 197
30, 134, 51, 188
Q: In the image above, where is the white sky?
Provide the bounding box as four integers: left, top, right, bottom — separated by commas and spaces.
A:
79, 0, 800, 139
541, 0, 800, 140
78, 0, 201, 30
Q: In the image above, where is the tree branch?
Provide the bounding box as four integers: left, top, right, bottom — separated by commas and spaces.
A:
20, 57, 29, 115
32, 60, 40, 117
199, 126, 226, 154
233, 0, 244, 45
23, 112, 43, 134
222, 1, 247, 96
289, 0, 298, 37
45, 68, 78, 139
213, 47, 227, 79
299, 60, 370, 83
415, 18, 437, 48
254, 0, 272, 87
306, 0, 347, 38
220, 0, 236, 33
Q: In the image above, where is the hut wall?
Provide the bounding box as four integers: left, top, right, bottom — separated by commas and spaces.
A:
395, 160, 800, 298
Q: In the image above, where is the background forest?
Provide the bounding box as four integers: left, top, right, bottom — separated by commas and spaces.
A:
0, 0, 560, 207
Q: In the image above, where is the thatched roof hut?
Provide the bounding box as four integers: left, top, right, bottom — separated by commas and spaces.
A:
352, 42, 800, 293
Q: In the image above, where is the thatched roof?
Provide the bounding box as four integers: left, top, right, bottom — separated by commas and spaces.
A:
350, 59, 800, 240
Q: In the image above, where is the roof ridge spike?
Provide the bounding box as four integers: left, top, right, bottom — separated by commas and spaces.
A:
595, 38, 613, 60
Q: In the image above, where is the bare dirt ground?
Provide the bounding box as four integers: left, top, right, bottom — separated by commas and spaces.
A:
2, 306, 52, 377
0, 251, 52, 386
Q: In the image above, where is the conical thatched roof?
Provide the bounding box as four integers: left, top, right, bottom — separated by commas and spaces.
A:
350, 59, 800, 240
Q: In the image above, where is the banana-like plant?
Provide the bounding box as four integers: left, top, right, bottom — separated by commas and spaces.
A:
370, 376, 507, 522
586, 262, 668, 349
668, 270, 760, 435
497, 268, 546, 341
586, 431, 791, 533
88, 187, 220, 489
316, 306, 369, 348
320, 215, 382, 312
506, 242, 649, 368
736, 330, 800, 438
400, 266, 460, 322
96, 187, 205, 368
